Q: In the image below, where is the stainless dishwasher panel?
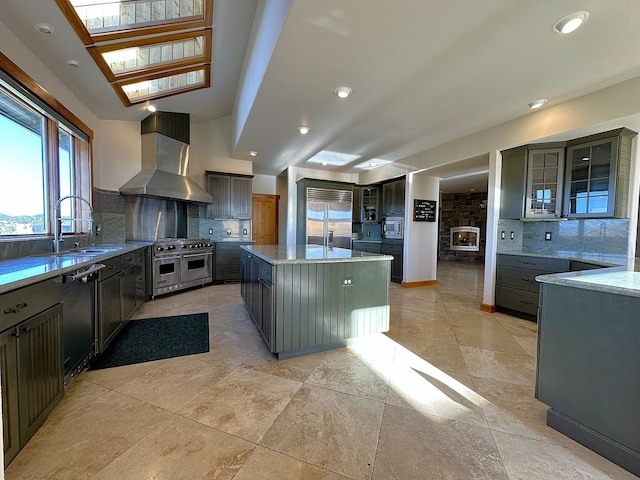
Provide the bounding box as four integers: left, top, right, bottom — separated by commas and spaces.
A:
61, 263, 104, 387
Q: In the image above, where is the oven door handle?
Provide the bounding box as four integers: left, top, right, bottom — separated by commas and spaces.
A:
154, 255, 182, 261
183, 252, 213, 258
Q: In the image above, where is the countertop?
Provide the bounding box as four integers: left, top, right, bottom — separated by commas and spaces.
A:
536, 258, 640, 298
497, 250, 627, 267
0, 242, 151, 295
241, 244, 393, 265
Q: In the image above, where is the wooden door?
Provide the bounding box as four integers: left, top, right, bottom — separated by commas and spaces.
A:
252, 194, 279, 245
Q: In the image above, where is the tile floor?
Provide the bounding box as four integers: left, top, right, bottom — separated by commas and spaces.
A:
6, 261, 637, 479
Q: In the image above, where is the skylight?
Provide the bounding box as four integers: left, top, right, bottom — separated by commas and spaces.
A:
56, 0, 213, 105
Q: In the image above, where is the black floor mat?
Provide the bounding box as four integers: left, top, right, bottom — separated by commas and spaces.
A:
89, 313, 209, 370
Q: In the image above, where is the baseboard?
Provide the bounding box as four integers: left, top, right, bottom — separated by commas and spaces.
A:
480, 303, 496, 313
401, 280, 437, 288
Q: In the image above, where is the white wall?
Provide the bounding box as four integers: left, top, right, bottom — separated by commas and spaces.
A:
93, 120, 140, 191
404, 174, 440, 283
253, 174, 277, 194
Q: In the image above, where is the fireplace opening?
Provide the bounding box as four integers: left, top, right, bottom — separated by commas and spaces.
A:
450, 226, 480, 251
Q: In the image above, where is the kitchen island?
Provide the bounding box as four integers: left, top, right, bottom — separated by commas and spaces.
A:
240, 245, 392, 359
535, 259, 640, 477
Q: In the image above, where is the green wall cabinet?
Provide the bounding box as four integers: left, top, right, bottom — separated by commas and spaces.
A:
205, 172, 253, 219
382, 178, 405, 217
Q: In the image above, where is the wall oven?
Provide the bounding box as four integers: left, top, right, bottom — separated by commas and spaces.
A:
152, 238, 213, 297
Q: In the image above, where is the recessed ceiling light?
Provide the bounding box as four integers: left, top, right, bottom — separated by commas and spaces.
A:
35, 22, 54, 35
527, 99, 547, 109
249, 151, 258, 157
65, 59, 79, 68
335, 86, 352, 98
298, 126, 310, 135
368, 162, 378, 168
146, 105, 157, 112
553, 11, 589, 34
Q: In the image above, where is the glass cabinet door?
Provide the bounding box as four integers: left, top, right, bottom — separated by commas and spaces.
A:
565, 137, 617, 217
525, 148, 564, 218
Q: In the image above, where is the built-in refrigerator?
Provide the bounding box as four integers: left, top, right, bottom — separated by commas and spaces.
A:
302, 187, 353, 249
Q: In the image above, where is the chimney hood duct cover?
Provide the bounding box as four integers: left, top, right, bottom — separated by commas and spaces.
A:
119, 128, 213, 204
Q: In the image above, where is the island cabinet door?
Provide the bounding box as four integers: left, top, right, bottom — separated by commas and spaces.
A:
272, 260, 390, 354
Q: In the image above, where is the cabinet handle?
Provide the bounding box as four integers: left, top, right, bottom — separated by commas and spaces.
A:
12, 326, 31, 337
3, 303, 27, 315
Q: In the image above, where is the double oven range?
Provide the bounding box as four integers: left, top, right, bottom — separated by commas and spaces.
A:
152, 238, 213, 297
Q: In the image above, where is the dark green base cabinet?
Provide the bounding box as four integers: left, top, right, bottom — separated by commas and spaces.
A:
0, 280, 64, 467
536, 283, 640, 477
241, 251, 391, 359
214, 241, 254, 283
380, 240, 403, 283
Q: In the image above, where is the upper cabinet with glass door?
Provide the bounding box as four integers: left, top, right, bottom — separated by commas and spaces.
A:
563, 128, 637, 218
525, 148, 564, 219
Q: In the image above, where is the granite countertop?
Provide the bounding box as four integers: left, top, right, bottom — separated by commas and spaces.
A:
241, 244, 392, 264
0, 242, 151, 295
536, 258, 640, 298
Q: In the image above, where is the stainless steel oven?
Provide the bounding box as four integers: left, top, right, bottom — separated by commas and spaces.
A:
152, 238, 213, 297
181, 252, 213, 284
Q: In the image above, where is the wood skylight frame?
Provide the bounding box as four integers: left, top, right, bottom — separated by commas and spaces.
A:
55, 0, 213, 106
87, 29, 212, 82
113, 63, 210, 106
56, 0, 213, 45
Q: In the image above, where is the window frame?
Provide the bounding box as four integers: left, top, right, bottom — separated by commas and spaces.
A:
0, 52, 94, 239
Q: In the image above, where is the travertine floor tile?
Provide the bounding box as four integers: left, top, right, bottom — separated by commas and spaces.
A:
5, 390, 171, 479
233, 446, 347, 480
114, 354, 233, 412
452, 323, 528, 354
460, 345, 537, 386
260, 385, 384, 480
92, 415, 255, 480
306, 349, 392, 401
492, 430, 638, 480
180, 367, 302, 443
372, 403, 508, 480
242, 347, 326, 383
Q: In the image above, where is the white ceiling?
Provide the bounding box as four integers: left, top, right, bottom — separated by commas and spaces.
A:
3, 0, 640, 193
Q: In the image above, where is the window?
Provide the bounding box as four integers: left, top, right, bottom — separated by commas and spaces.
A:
0, 68, 92, 237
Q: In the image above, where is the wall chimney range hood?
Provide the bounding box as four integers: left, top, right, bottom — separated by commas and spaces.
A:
119, 112, 213, 204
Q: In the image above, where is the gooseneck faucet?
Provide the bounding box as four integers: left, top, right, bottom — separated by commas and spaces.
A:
53, 195, 93, 253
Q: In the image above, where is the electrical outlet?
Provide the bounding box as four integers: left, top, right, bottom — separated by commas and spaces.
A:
243, 228, 248, 235
545, 232, 552, 241
510, 231, 514, 240
208, 228, 213, 234
226, 228, 232, 235
341, 277, 353, 286
501, 231, 505, 240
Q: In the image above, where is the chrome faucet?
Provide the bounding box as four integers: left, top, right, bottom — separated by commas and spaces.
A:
53, 195, 93, 253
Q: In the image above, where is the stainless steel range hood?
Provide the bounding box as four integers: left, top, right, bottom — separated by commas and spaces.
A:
119, 112, 213, 204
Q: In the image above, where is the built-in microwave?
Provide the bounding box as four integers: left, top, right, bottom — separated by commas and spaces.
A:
383, 217, 404, 239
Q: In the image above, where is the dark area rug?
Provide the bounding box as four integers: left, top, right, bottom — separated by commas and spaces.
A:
90, 313, 210, 370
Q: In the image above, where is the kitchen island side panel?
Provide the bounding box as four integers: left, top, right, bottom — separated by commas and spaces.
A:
536, 283, 640, 474
272, 259, 390, 355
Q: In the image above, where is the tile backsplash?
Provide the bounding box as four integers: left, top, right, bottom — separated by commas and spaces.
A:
497, 218, 630, 256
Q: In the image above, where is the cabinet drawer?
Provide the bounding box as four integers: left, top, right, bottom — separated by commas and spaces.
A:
215, 265, 241, 281
495, 286, 539, 316
101, 256, 123, 280
496, 266, 550, 292
380, 243, 403, 256
0, 280, 61, 332
353, 242, 381, 254
215, 250, 242, 266
497, 254, 569, 272
258, 261, 273, 284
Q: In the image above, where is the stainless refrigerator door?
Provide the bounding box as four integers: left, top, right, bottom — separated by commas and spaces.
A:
328, 201, 352, 249
306, 200, 326, 246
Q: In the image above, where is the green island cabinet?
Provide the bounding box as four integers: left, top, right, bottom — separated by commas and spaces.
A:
536, 280, 640, 477
240, 245, 391, 359
213, 241, 255, 283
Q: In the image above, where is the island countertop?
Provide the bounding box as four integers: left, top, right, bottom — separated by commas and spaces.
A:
240, 244, 393, 264
536, 258, 640, 298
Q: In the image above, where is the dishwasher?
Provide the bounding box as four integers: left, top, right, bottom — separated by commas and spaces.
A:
60, 263, 105, 387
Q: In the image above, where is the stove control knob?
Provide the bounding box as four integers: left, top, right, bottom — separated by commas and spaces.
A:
157, 247, 164, 252
168, 245, 175, 250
